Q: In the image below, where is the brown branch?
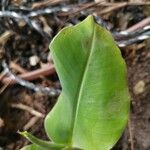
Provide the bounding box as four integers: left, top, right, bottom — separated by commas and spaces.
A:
32, 0, 68, 9
125, 17, 150, 32
97, 2, 150, 7
10, 61, 27, 73
11, 103, 45, 118
98, 2, 150, 15
98, 3, 127, 15
0, 80, 11, 94
59, 1, 104, 16
1, 64, 55, 85
128, 115, 134, 150
23, 116, 39, 130
0, 31, 14, 44
59, 2, 150, 16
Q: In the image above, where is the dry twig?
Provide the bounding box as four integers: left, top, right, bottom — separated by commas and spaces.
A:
10, 61, 27, 74
128, 115, 134, 150
1, 61, 60, 96
23, 116, 40, 130
2, 64, 55, 85
0, 80, 11, 94
98, 3, 127, 15
0, 31, 14, 44
11, 103, 45, 118
125, 17, 150, 32
32, 0, 68, 9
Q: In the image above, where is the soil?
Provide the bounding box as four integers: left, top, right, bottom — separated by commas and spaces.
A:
0, 1, 150, 150
113, 40, 150, 150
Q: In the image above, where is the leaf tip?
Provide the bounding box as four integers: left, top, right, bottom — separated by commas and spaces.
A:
84, 15, 95, 24
18, 130, 28, 138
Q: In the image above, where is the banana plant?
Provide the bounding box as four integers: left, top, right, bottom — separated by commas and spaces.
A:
20, 15, 130, 150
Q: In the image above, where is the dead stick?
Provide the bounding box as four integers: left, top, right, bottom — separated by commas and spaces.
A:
59, 2, 150, 16
10, 61, 27, 73
23, 116, 39, 130
128, 115, 134, 150
32, 0, 68, 9
0, 80, 11, 94
59, 1, 104, 16
125, 17, 150, 32
99, 3, 127, 15
11, 103, 44, 118
97, 2, 150, 6
0, 31, 14, 44
1, 64, 55, 85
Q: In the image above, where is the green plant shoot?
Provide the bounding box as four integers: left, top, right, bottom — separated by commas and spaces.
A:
21, 15, 130, 150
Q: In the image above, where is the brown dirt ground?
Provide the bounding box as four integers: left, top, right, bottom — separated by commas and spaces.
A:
0, 40, 149, 150
0, 2, 149, 150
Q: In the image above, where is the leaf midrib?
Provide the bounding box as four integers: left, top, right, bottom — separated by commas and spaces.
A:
71, 23, 96, 144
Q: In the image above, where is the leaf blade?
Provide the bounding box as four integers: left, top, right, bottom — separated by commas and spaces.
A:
45, 15, 130, 150
45, 15, 95, 144
21, 144, 44, 150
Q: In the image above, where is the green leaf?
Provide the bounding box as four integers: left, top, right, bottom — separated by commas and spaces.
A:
21, 144, 44, 150
45, 15, 130, 150
19, 131, 65, 150
21, 145, 81, 150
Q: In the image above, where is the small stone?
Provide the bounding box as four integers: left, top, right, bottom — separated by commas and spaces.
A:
134, 80, 145, 95
0, 118, 4, 127
18, 20, 26, 27
29, 55, 39, 66
0, 147, 3, 150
